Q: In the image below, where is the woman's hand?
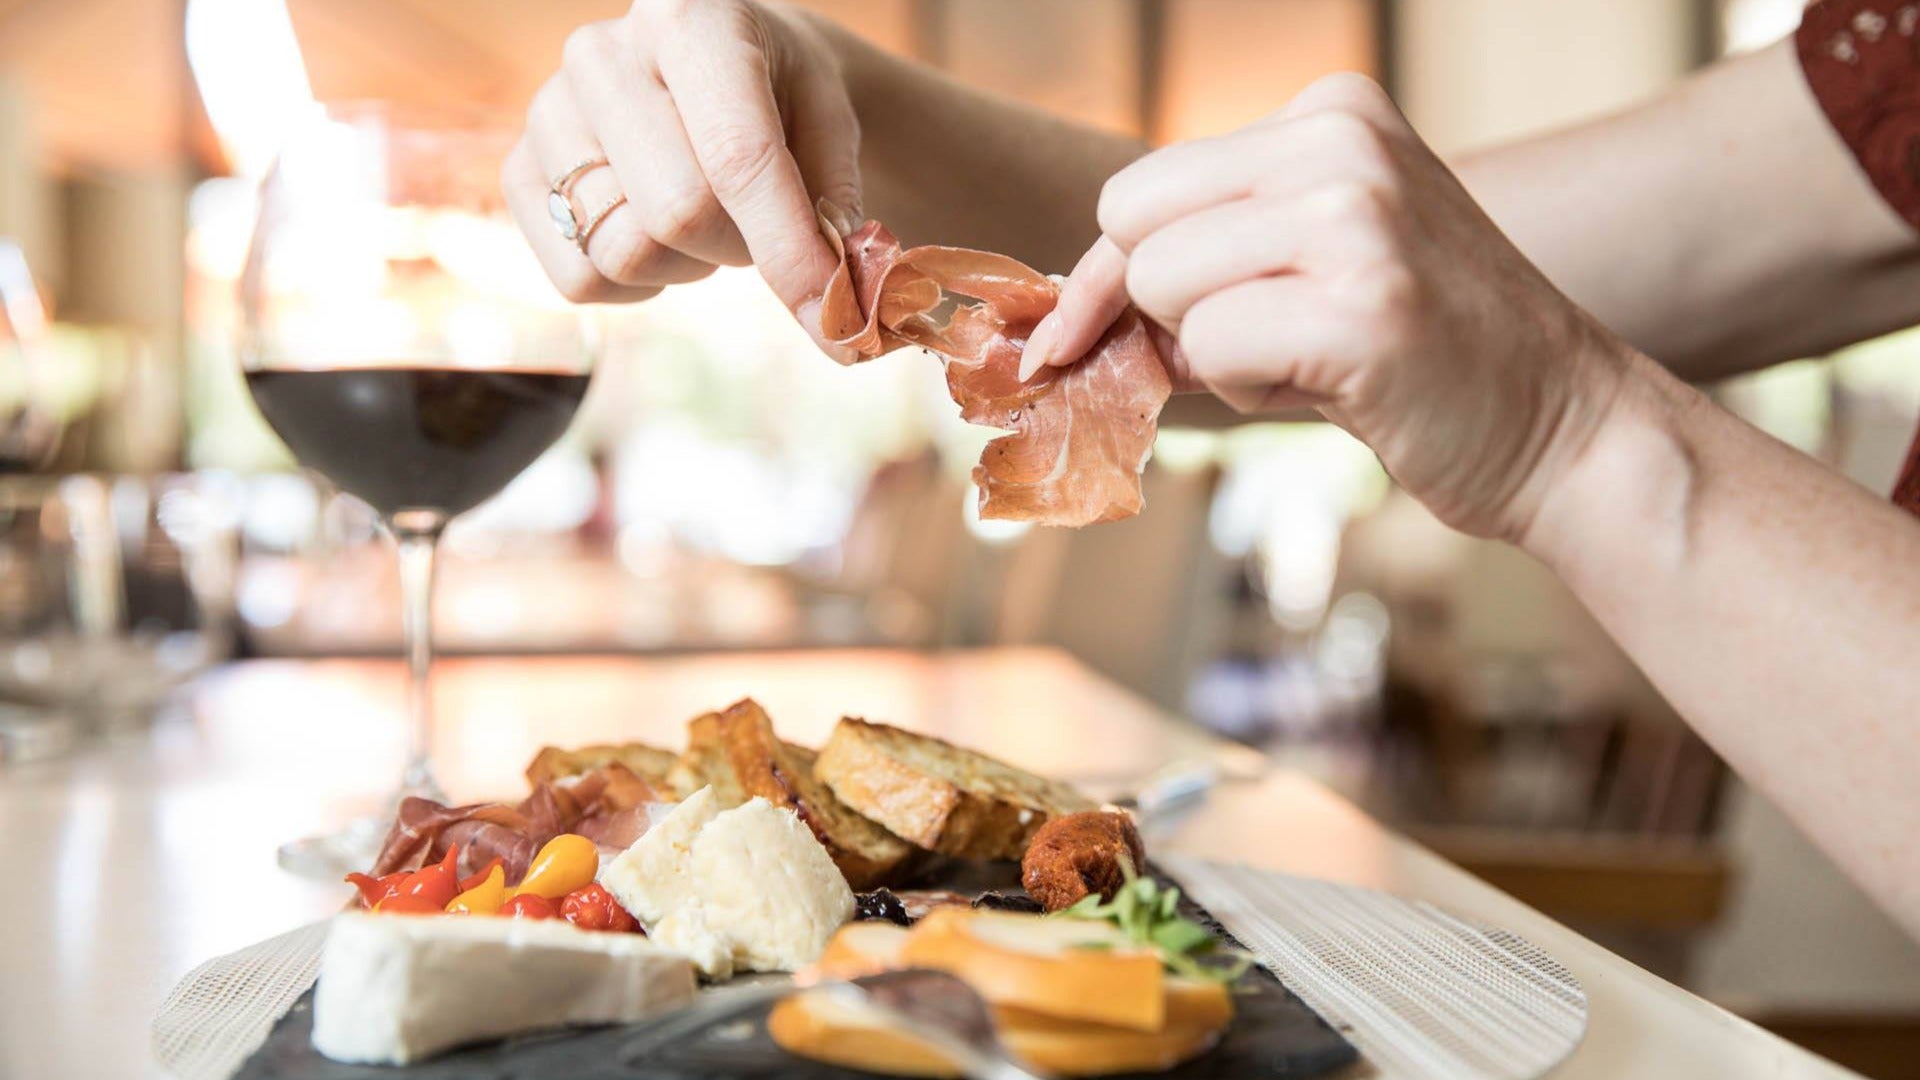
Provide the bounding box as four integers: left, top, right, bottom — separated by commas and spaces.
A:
502, 0, 859, 354
1026, 74, 1635, 542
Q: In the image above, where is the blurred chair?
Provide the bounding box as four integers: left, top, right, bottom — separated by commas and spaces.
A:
829, 448, 970, 645
990, 461, 1228, 712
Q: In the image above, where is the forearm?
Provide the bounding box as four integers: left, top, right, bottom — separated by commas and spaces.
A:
1526, 349, 1920, 935
813, 16, 1144, 273
1459, 42, 1920, 380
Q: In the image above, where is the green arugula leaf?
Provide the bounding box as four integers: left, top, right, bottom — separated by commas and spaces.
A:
1150, 919, 1214, 955
1051, 876, 1251, 984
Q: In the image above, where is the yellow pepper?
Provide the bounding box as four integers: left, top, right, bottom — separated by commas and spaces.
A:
514, 834, 599, 900
445, 864, 507, 916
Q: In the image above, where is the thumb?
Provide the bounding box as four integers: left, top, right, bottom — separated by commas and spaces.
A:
786, 67, 864, 230
1019, 237, 1130, 382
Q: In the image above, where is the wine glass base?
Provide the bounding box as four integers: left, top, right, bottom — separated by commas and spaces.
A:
276, 772, 451, 881
276, 816, 391, 880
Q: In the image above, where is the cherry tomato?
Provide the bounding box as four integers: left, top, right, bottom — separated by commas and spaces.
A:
458, 856, 505, 894
345, 871, 408, 910
500, 893, 557, 920
514, 834, 598, 900
560, 883, 641, 933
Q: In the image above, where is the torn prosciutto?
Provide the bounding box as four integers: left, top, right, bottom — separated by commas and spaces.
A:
368, 766, 666, 883
818, 212, 1171, 527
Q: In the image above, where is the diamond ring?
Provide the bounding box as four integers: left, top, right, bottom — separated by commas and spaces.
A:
573, 195, 628, 255
546, 157, 610, 244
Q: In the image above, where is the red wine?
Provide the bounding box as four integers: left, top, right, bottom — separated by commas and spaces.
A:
246, 367, 590, 520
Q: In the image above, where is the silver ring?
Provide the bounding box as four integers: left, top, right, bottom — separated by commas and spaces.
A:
575, 195, 628, 255
546, 157, 609, 243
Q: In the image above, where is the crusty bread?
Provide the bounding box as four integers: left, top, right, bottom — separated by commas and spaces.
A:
815, 718, 1096, 861
676, 699, 914, 890
666, 711, 734, 803
525, 741, 682, 793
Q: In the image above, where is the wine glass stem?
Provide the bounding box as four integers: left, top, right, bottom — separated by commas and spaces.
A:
392, 513, 446, 800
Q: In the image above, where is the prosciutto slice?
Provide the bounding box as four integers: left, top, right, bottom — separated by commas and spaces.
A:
818, 213, 1171, 527
368, 764, 670, 882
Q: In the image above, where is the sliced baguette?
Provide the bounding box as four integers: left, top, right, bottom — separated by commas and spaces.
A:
901, 909, 1165, 1032
995, 979, 1231, 1075
666, 711, 736, 804
524, 741, 681, 792
768, 973, 1230, 1077
815, 718, 1096, 861
767, 992, 960, 1078
807, 921, 910, 982
676, 699, 914, 890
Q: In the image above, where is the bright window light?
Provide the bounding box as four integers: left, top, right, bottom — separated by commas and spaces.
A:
185, 0, 316, 177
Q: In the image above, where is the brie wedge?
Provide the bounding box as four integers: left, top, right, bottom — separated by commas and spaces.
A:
310, 912, 696, 1065
601, 787, 854, 978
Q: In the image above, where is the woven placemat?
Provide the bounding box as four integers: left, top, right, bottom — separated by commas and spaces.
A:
154, 860, 1585, 1080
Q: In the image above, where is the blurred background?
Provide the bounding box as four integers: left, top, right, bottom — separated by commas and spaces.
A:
1, 0, 1917, 1073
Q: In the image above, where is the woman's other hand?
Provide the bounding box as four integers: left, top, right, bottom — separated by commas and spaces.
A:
1031, 74, 1635, 543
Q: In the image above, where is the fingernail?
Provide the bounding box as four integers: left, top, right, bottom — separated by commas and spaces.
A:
817, 197, 859, 237
1019, 313, 1059, 382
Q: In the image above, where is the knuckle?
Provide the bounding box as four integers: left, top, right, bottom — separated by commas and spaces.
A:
526, 79, 562, 127
499, 143, 529, 194
1312, 179, 1396, 229
1304, 71, 1391, 112
1176, 292, 1227, 358
586, 218, 662, 284
636, 0, 698, 24
561, 21, 615, 71
1096, 178, 1143, 248
1122, 244, 1173, 318
700, 123, 781, 195
1341, 263, 1418, 322
1303, 108, 1387, 162
553, 261, 608, 304
647, 183, 722, 247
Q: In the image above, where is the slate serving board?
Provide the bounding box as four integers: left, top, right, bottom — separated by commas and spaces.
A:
235, 877, 1359, 1080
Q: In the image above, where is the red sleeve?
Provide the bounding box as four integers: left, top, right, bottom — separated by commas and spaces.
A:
1795, 2, 1920, 516
1797, 2, 1920, 229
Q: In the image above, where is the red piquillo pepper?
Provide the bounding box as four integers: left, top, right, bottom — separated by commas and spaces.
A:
345, 870, 410, 910
374, 845, 462, 913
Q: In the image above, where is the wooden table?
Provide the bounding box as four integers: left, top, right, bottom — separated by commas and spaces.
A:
0, 649, 1858, 1079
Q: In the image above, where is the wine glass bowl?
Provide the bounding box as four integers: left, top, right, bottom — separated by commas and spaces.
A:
241, 103, 595, 876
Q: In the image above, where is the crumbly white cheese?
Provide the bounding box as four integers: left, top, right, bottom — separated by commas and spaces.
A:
600, 787, 854, 979
310, 912, 696, 1066
602, 785, 721, 926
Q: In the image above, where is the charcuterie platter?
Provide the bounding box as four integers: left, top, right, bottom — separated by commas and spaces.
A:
233, 699, 1358, 1078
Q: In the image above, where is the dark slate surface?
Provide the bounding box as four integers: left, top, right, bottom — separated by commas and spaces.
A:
235, 872, 1359, 1079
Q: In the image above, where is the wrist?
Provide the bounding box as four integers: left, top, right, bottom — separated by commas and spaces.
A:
783, 5, 873, 96
1519, 343, 1705, 584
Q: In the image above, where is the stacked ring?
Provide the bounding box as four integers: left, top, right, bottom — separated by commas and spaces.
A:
546, 157, 614, 250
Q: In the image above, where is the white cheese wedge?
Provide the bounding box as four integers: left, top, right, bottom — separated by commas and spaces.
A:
310, 912, 696, 1065
601, 787, 854, 978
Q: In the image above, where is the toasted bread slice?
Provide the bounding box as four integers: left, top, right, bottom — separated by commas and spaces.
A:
667, 711, 735, 804
525, 741, 681, 792
903, 909, 1165, 1032
815, 719, 1095, 861
677, 699, 914, 890
769, 978, 1230, 1078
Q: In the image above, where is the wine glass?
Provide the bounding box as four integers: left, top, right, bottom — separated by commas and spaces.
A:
0, 240, 62, 473
242, 103, 596, 877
